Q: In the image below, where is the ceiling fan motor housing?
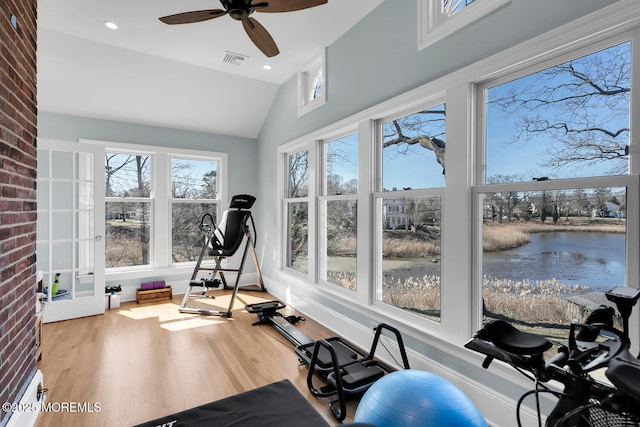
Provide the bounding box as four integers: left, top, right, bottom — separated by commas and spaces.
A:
222, 0, 255, 20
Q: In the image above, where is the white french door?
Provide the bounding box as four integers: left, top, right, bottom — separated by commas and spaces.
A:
36, 139, 105, 323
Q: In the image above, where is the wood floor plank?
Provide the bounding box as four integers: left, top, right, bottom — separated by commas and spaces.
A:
35, 292, 357, 426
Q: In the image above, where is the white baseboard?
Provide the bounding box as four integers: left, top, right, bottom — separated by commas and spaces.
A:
6, 370, 44, 427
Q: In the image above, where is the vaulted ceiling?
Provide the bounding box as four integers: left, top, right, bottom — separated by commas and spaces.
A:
37, 0, 383, 138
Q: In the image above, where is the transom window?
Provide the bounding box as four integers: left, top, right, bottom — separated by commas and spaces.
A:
297, 50, 327, 116
418, 0, 510, 49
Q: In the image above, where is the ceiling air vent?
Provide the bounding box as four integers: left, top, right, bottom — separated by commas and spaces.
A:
222, 51, 248, 66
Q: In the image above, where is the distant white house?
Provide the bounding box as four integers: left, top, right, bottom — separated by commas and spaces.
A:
592, 202, 625, 218
383, 198, 409, 229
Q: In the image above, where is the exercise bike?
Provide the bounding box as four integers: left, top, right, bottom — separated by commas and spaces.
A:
465, 286, 640, 427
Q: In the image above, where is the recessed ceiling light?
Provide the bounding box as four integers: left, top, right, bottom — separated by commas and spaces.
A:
104, 21, 119, 30
263, 65, 272, 70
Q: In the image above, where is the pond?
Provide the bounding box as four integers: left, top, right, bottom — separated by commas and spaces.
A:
381, 232, 625, 292
483, 231, 625, 291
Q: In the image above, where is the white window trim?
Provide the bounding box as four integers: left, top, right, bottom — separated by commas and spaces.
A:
297, 49, 327, 117
80, 139, 227, 278
418, 0, 511, 50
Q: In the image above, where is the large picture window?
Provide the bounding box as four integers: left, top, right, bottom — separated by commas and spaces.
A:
104, 146, 225, 271
477, 40, 634, 341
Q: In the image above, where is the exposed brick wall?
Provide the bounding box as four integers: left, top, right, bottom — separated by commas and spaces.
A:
0, 0, 38, 425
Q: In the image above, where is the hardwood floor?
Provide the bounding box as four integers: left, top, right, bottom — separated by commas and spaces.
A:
35, 291, 356, 426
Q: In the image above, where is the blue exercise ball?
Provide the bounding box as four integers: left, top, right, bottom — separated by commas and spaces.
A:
354, 369, 487, 427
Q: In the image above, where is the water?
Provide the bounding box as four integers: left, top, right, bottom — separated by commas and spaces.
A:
483, 232, 625, 291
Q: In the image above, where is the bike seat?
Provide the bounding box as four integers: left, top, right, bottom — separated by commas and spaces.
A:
485, 320, 553, 356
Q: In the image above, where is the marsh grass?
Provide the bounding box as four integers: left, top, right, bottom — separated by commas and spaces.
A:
383, 274, 441, 320
483, 226, 530, 252
378, 273, 592, 329
482, 275, 588, 324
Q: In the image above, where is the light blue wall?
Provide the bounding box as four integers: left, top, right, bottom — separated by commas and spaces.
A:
38, 111, 259, 198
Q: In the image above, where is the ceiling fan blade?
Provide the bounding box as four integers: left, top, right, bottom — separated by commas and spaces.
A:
242, 18, 279, 57
159, 9, 227, 25
258, 0, 328, 13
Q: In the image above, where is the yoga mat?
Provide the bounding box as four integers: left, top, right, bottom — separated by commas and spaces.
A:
133, 379, 330, 427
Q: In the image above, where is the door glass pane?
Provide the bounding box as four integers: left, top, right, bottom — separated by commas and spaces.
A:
77, 182, 94, 209
76, 211, 95, 242
36, 243, 49, 271
37, 181, 49, 209
76, 241, 95, 270
42, 271, 72, 301
37, 213, 50, 241
51, 151, 73, 179
52, 211, 73, 240
380, 195, 442, 322
51, 242, 73, 270
52, 181, 73, 210
75, 270, 95, 296
76, 152, 94, 180
38, 149, 49, 178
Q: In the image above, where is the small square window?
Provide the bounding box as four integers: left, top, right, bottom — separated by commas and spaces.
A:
297, 49, 326, 116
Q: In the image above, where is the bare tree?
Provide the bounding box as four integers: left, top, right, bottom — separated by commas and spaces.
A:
486, 174, 525, 222
382, 108, 446, 174
489, 42, 630, 174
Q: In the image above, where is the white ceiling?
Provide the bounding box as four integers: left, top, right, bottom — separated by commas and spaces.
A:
37, 0, 383, 138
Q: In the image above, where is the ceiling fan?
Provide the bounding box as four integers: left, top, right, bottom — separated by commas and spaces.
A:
159, 0, 328, 58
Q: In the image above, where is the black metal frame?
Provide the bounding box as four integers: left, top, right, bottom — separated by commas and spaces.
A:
179, 195, 266, 316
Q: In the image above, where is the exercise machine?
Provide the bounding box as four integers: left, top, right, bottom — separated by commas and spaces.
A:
245, 300, 314, 346
245, 300, 410, 421
180, 194, 266, 316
